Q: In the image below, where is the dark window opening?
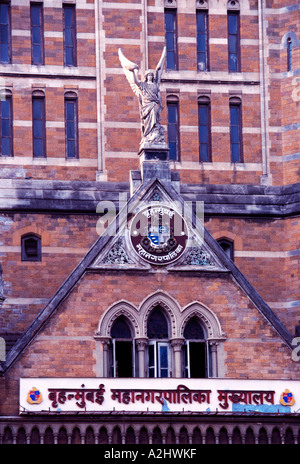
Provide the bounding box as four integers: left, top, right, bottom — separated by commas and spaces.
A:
30, 3, 44, 65
111, 316, 134, 378
228, 11, 240, 72
63, 4, 76, 66
217, 238, 234, 261
32, 95, 46, 157
0, 95, 12, 156
196, 10, 209, 71
147, 307, 169, 339
230, 98, 243, 162
167, 99, 180, 161
0, 2, 11, 63
165, 9, 178, 70
64, 93, 78, 158
147, 307, 170, 378
183, 317, 209, 378
21, 234, 41, 262
287, 38, 292, 72
198, 97, 211, 162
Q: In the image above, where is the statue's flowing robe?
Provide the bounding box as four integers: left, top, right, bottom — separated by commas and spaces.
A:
137, 81, 161, 139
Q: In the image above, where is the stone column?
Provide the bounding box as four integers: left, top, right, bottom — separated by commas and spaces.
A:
135, 337, 148, 377
170, 338, 184, 378
209, 341, 218, 377
94, 336, 111, 377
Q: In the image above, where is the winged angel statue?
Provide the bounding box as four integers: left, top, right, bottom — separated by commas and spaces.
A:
118, 47, 167, 149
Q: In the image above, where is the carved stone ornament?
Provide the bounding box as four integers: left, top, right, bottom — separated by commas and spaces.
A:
118, 47, 168, 150
102, 238, 133, 265
182, 246, 215, 266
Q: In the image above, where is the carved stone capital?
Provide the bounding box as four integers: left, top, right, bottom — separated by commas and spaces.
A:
135, 337, 148, 351
170, 337, 185, 351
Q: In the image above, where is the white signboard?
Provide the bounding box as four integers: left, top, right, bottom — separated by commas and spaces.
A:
20, 378, 299, 414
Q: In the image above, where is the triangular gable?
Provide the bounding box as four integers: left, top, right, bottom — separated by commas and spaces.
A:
92, 179, 226, 272
1, 177, 294, 374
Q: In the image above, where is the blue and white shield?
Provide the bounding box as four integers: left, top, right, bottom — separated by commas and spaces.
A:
148, 225, 170, 246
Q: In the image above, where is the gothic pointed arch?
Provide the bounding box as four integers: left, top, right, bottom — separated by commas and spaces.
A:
180, 301, 225, 339
139, 290, 180, 338
96, 300, 140, 338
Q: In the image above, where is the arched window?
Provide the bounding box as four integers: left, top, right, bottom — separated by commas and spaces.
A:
167, 95, 180, 161
32, 90, 46, 158
198, 95, 211, 162
0, 89, 13, 157
183, 316, 210, 378
147, 307, 170, 377
21, 233, 41, 262
217, 238, 234, 261
227, 0, 241, 72
64, 91, 78, 159
110, 316, 134, 377
229, 96, 243, 162
287, 37, 292, 72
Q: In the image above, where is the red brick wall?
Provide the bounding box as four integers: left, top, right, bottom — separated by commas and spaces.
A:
1, 270, 299, 415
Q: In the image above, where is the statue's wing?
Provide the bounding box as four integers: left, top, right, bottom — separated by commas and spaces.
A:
118, 48, 140, 97
155, 46, 166, 84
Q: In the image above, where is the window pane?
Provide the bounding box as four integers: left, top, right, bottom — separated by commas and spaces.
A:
33, 99, 43, 118
31, 5, 41, 26
1, 100, 10, 118
228, 34, 237, 54
166, 31, 174, 51
32, 26, 41, 44
65, 46, 74, 66
147, 308, 169, 339
167, 105, 177, 124
196, 12, 205, 33
2, 118, 10, 137
1, 23, 8, 42
66, 101, 75, 120
166, 51, 175, 70
33, 45, 42, 63
159, 345, 168, 369
230, 125, 239, 143
199, 106, 208, 125
2, 137, 10, 155
64, 7, 73, 27
67, 120, 75, 139
169, 141, 177, 161
1, 43, 8, 62
0, 4, 8, 23
200, 143, 208, 161
231, 143, 240, 162
229, 53, 237, 71
111, 316, 131, 339
197, 34, 206, 53
64, 27, 73, 46
168, 124, 177, 142
165, 12, 174, 32
199, 125, 208, 143
228, 14, 237, 34
33, 119, 43, 138
230, 106, 239, 125
33, 138, 43, 157
67, 139, 75, 157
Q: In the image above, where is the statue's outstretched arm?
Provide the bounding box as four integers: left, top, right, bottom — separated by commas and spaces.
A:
118, 48, 140, 96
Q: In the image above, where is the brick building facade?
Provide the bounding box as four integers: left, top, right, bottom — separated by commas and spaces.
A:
0, 0, 300, 446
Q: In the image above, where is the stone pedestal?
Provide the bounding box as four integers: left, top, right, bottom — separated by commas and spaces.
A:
130, 145, 180, 195
139, 145, 170, 183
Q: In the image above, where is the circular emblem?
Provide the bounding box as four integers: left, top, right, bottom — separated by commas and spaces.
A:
130, 204, 188, 265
